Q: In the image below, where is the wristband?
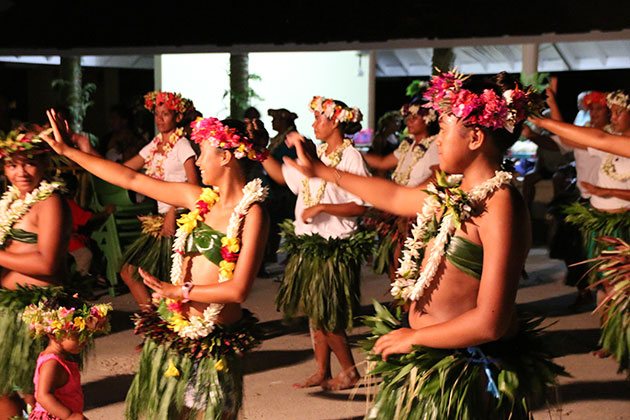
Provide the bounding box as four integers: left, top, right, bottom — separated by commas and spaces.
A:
181, 281, 193, 302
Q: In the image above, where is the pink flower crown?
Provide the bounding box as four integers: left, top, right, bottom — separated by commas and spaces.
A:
423, 69, 543, 133
190, 117, 268, 162
144, 91, 193, 114
309, 96, 363, 124
22, 299, 112, 342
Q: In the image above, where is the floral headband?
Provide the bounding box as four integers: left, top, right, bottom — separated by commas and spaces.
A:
606, 90, 630, 110
400, 102, 437, 124
22, 298, 112, 342
0, 125, 52, 159
190, 117, 268, 162
423, 69, 543, 133
144, 91, 193, 114
309, 96, 363, 124
581, 91, 608, 109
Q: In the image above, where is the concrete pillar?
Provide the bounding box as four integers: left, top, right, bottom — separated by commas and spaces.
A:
521, 43, 539, 81
367, 50, 376, 131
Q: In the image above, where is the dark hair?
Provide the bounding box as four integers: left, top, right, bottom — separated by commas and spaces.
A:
243, 106, 261, 120
460, 71, 535, 153
333, 100, 362, 136
407, 95, 440, 136
220, 118, 269, 178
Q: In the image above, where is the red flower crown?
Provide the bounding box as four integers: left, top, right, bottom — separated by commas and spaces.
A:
423, 69, 543, 133
143, 91, 193, 114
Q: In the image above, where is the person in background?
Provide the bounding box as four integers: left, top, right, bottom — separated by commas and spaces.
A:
260, 108, 298, 271
365, 111, 402, 178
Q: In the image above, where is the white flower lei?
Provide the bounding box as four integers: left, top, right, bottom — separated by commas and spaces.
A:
391, 135, 437, 186
391, 171, 512, 302
301, 139, 352, 208
0, 180, 63, 246
143, 128, 184, 180
168, 178, 268, 339
601, 154, 630, 182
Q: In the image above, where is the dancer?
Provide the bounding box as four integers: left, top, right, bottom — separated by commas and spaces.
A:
261, 96, 373, 390
0, 125, 72, 417
361, 87, 439, 279
285, 70, 566, 418
22, 295, 112, 420
43, 110, 269, 419
77, 91, 200, 308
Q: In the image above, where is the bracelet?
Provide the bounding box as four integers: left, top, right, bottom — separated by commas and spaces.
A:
333, 169, 343, 185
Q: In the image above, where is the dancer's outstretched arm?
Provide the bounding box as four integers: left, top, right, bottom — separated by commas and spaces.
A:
42, 109, 201, 210
529, 116, 630, 158
283, 133, 426, 217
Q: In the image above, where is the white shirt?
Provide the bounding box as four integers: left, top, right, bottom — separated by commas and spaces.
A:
550, 135, 600, 199
587, 148, 630, 210
392, 136, 439, 187
139, 136, 196, 213
282, 145, 370, 239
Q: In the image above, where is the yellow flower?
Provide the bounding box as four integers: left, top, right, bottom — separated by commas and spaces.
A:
168, 313, 190, 333
164, 359, 180, 378
221, 236, 240, 253
219, 260, 236, 280
177, 210, 202, 233
51, 320, 64, 331
214, 358, 225, 371
199, 188, 219, 205
73, 316, 86, 331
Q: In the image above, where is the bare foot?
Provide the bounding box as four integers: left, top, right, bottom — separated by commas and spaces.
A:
592, 348, 611, 358
321, 370, 360, 391
293, 372, 329, 388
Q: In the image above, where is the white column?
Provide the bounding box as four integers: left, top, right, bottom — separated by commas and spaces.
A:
521, 43, 539, 76
367, 50, 376, 131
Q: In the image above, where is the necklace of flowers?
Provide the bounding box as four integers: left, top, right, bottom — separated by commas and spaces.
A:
301, 139, 353, 208
0, 180, 64, 246
392, 135, 437, 186
601, 154, 630, 182
391, 170, 512, 302
164, 178, 268, 339
143, 127, 184, 180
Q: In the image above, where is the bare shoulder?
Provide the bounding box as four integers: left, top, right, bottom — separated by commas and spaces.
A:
480, 184, 530, 233
32, 192, 67, 215
243, 203, 269, 229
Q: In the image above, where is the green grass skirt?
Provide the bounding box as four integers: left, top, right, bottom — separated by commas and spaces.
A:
360, 209, 411, 276
121, 230, 174, 282
563, 203, 630, 277
125, 308, 261, 420
275, 220, 375, 332
0, 286, 65, 395
361, 302, 568, 420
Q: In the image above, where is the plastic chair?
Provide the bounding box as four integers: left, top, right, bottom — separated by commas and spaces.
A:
88, 175, 156, 295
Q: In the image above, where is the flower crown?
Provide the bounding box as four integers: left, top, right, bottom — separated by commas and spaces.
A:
144, 91, 193, 114
400, 102, 437, 124
309, 96, 363, 124
581, 91, 608, 109
606, 90, 630, 110
0, 125, 52, 159
423, 69, 543, 133
190, 117, 268, 162
22, 298, 112, 342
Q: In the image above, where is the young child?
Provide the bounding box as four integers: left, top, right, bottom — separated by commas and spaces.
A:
22, 295, 111, 420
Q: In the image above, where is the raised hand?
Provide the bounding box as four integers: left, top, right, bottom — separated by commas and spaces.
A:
40, 108, 75, 155
283, 132, 325, 179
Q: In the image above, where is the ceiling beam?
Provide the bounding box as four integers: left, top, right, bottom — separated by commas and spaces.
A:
552, 43, 576, 70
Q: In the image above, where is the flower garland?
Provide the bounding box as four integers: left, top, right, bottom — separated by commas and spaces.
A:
144, 91, 193, 114
301, 139, 352, 208
0, 180, 64, 246
391, 135, 437, 186
606, 90, 630, 110
391, 170, 512, 302
423, 69, 543, 133
163, 179, 268, 339
0, 126, 52, 159
22, 298, 112, 342
400, 104, 437, 125
190, 117, 268, 162
581, 91, 608, 109
309, 96, 363, 124
143, 127, 185, 180
601, 154, 630, 182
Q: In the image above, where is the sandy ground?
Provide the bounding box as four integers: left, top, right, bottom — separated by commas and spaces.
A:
81, 247, 629, 420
